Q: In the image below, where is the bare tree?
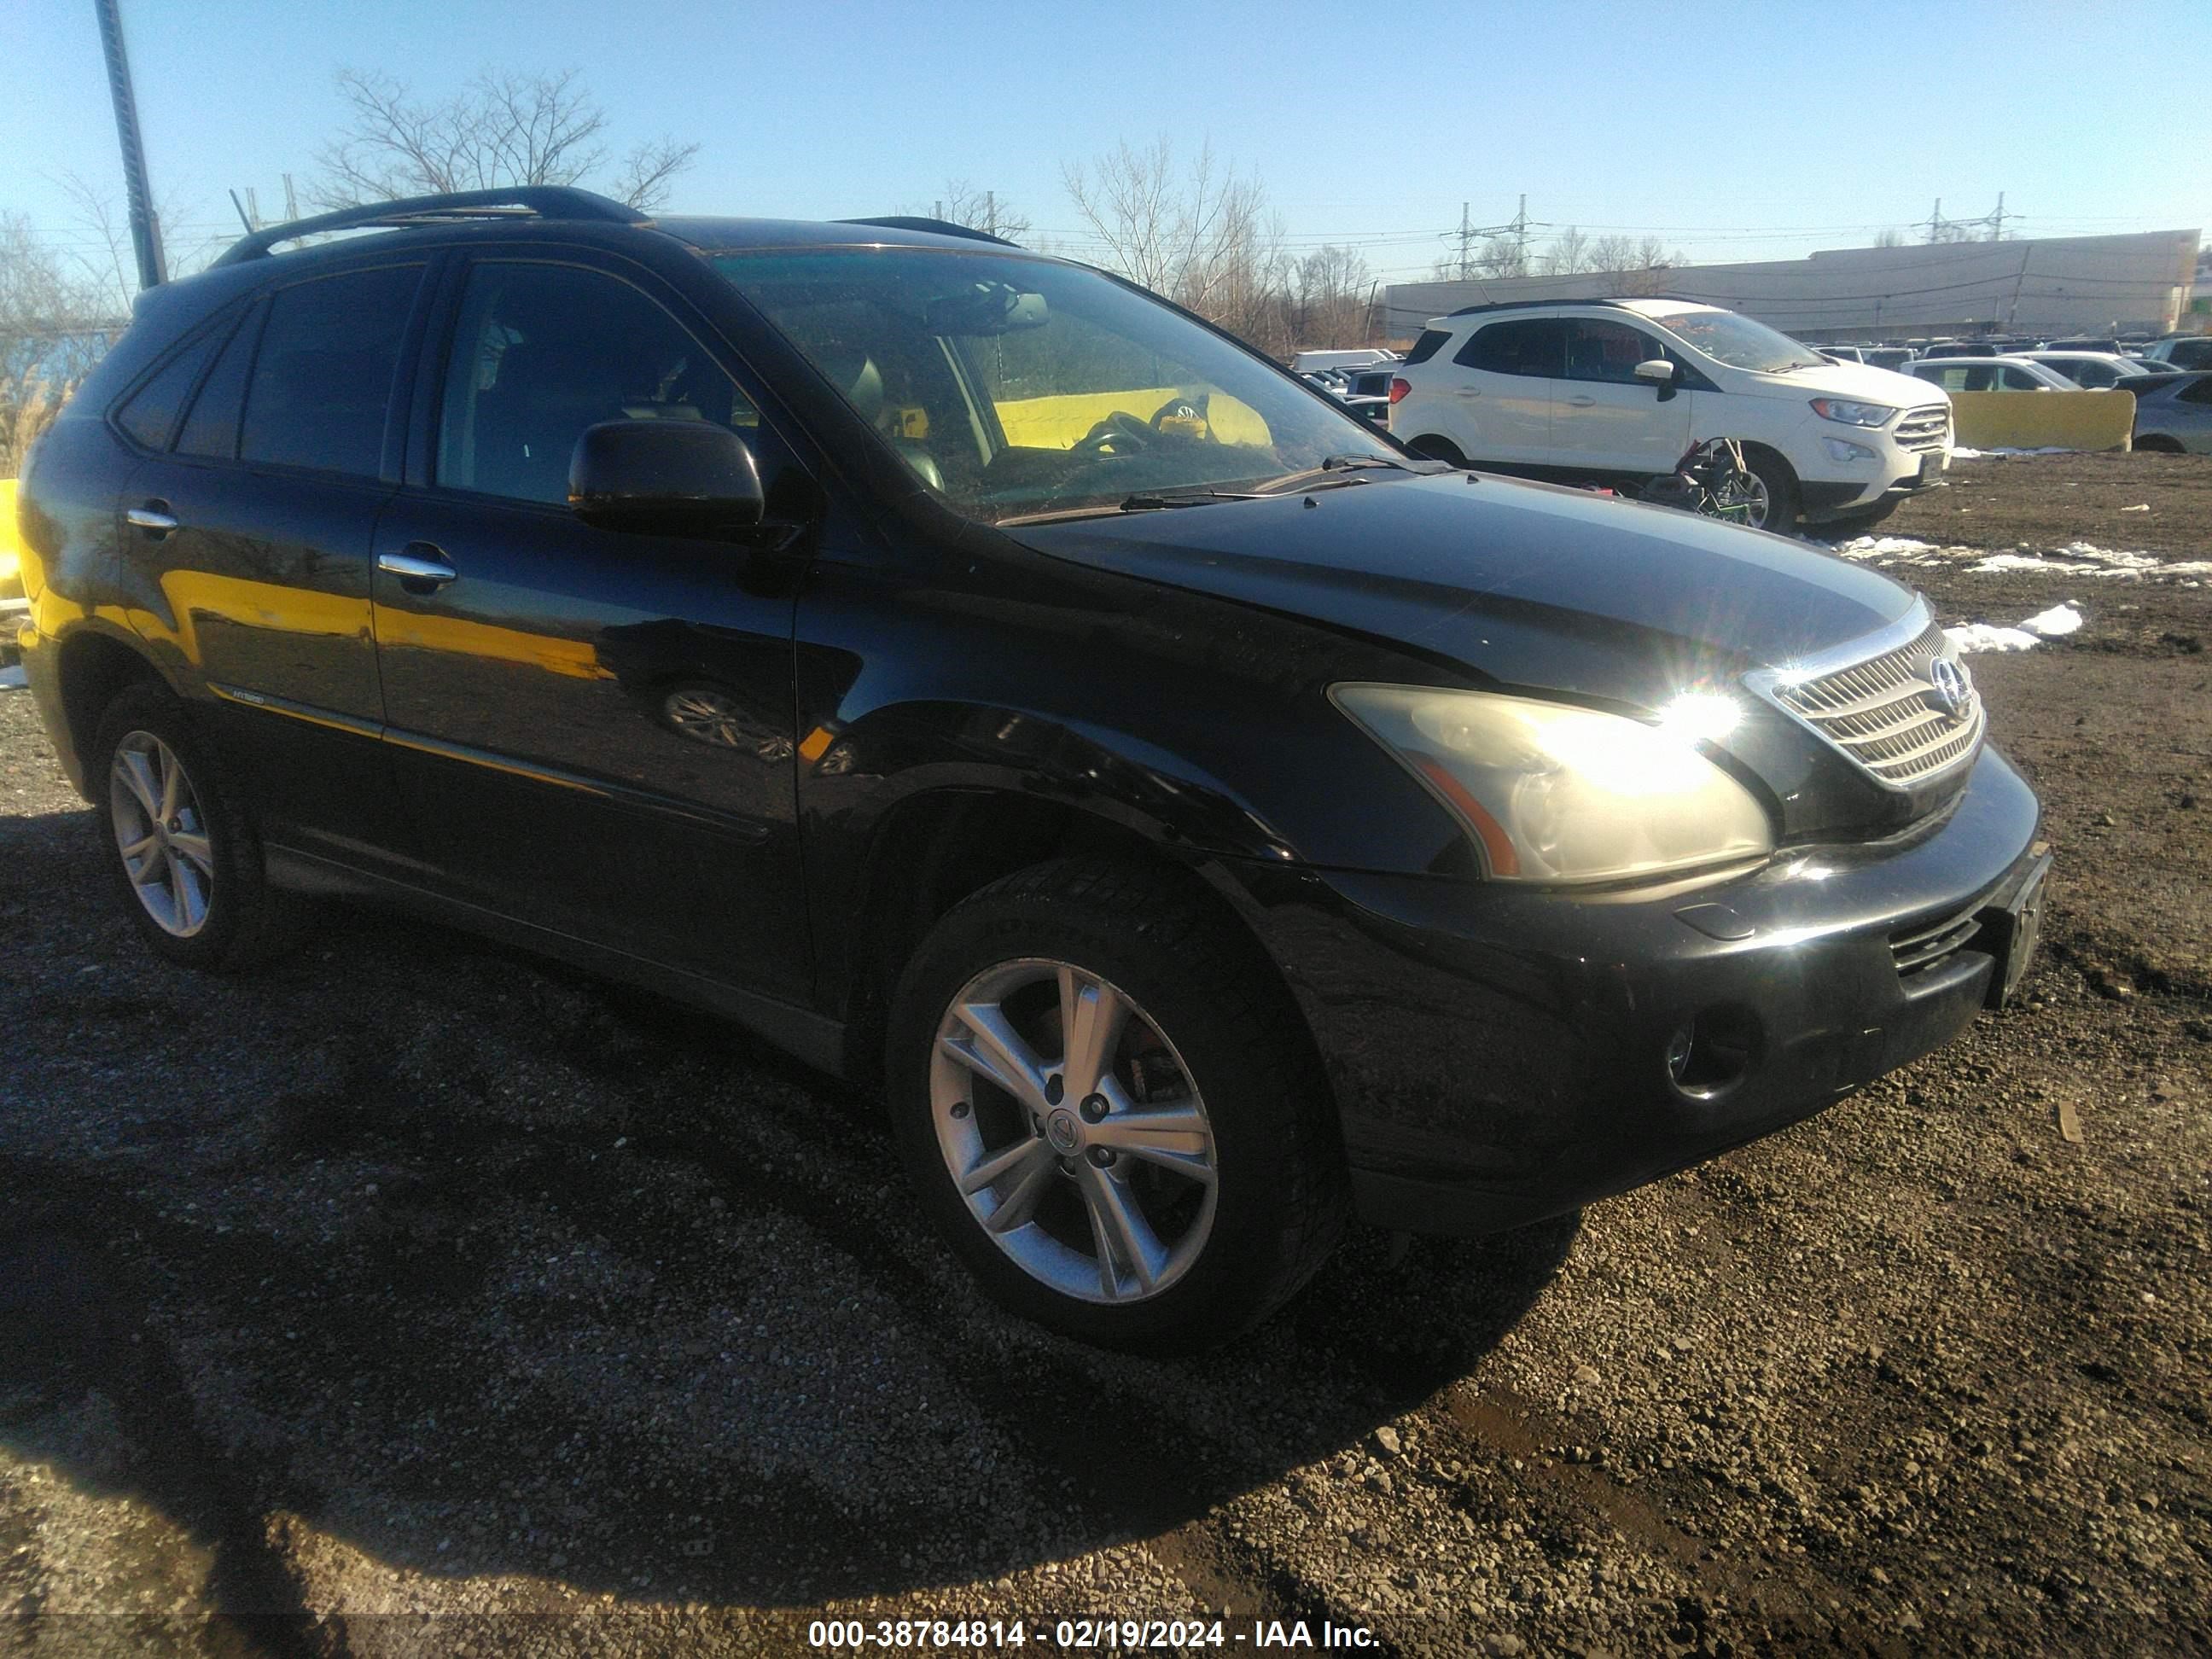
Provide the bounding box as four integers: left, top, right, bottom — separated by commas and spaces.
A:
1291, 244, 1375, 349
934, 181, 1032, 242
1537, 226, 1592, 276
1, 212, 117, 474
1062, 138, 1272, 316
1873, 227, 1906, 248
1589, 234, 1681, 296
313, 67, 697, 211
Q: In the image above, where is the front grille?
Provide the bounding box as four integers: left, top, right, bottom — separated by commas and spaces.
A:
1767, 623, 1984, 787
1896, 407, 1950, 452
1890, 904, 1984, 978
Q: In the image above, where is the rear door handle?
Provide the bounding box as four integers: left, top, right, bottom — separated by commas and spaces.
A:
126, 502, 179, 535
1567, 395, 1598, 407
377, 544, 458, 590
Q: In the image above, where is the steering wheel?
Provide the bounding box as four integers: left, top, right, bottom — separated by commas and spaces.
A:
1069, 410, 1155, 457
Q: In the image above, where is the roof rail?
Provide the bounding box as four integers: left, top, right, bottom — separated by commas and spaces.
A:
838, 215, 1020, 247
210, 186, 649, 267
1441, 292, 1714, 318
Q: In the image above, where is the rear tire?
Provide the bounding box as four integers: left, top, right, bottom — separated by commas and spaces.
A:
1406, 434, 1468, 467
885, 859, 1347, 1352
2133, 434, 2184, 454
92, 684, 306, 971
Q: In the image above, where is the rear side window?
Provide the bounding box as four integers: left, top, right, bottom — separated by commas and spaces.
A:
2179, 376, 2212, 406
176, 303, 264, 460
1454, 318, 1565, 378
1402, 329, 1451, 365
239, 265, 423, 477
114, 325, 225, 451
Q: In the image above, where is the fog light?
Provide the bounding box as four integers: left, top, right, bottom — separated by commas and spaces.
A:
1821, 436, 1877, 465
1664, 1008, 1759, 1099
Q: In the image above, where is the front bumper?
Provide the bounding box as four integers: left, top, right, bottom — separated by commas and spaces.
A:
1232, 745, 2046, 1236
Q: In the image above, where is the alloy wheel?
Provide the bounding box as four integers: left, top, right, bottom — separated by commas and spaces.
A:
108, 731, 214, 938
929, 958, 1219, 1304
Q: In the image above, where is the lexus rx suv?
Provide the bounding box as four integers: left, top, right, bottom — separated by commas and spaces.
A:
14, 189, 2047, 1350
1388, 298, 1955, 536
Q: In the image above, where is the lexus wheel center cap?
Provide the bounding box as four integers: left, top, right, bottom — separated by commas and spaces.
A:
1045, 1109, 1082, 1154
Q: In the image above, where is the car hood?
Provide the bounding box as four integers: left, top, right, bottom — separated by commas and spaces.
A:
1004, 471, 1918, 709
1745, 359, 1946, 407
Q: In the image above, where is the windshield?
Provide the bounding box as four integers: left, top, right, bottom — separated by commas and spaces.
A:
709, 247, 1395, 522
1656, 309, 1828, 374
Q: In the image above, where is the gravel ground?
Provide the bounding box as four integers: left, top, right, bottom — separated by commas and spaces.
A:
2, 453, 2208, 1658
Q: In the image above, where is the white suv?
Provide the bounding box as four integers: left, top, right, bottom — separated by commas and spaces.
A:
1388, 299, 1953, 535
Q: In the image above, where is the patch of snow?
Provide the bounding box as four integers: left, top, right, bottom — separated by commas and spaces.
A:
2120, 504, 2151, 512
1945, 623, 2041, 654
1981, 446, 2075, 457
0, 665, 26, 691
1831, 534, 1938, 559
1948, 447, 1985, 459
2021, 603, 2084, 637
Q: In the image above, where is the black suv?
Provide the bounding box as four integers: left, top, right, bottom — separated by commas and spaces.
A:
15, 189, 2048, 1350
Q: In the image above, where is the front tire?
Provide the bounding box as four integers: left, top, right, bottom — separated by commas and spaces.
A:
1732, 447, 1800, 536
886, 859, 1347, 1352
93, 684, 305, 970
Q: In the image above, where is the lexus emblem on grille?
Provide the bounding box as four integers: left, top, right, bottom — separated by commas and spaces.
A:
1926, 657, 1970, 718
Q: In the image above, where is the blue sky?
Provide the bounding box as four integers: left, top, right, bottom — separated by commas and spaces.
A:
13, 0, 2210, 286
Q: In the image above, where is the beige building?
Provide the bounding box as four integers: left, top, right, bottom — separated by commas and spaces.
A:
1385, 228, 2201, 344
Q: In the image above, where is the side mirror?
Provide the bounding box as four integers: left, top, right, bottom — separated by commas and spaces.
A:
1633, 358, 1676, 385
568, 421, 765, 534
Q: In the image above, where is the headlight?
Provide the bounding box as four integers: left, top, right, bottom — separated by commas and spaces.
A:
1809, 397, 1895, 428
1331, 684, 1773, 884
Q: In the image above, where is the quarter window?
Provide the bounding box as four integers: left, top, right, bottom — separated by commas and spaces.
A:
1454, 319, 1566, 378
114, 324, 225, 451
437, 263, 760, 506
175, 303, 265, 460
239, 265, 422, 477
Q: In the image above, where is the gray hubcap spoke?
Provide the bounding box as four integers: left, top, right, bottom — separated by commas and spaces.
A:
108, 731, 214, 940
1057, 967, 1129, 1099
941, 1002, 1053, 1114
928, 958, 1219, 1306
1076, 1161, 1167, 1298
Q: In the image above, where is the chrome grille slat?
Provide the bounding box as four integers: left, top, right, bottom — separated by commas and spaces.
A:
1895, 408, 1950, 453
1762, 621, 1983, 788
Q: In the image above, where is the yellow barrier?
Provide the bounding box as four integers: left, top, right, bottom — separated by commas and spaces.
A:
992, 388, 1272, 449
1946, 389, 2136, 451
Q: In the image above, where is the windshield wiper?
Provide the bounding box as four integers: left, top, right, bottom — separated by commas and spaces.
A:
1318, 453, 1412, 471
1117, 488, 1266, 510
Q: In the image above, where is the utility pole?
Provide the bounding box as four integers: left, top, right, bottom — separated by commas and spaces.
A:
986, 190, 996, 237
93, 0, 165, 290
1923, 198, 1944, 244
282, 173, 297, 221
1512, 195, 1531, 276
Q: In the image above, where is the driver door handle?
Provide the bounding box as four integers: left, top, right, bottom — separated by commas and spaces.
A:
126, 502, 179, 536
377, 544, 458, 591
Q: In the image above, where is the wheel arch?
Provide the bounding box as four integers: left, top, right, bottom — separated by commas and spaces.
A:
832, 785, 1310, 1101
52, 623, 173, 797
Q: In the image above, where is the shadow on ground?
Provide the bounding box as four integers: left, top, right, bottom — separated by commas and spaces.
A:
0, 807, 1576, 1621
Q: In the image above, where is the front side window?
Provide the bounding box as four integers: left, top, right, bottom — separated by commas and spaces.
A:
437, 263, 762, 506
711, 247, 1392, 525
1562, 318, 1664, 385
239, 265, 422, 477
1454, 318, 1565, 378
